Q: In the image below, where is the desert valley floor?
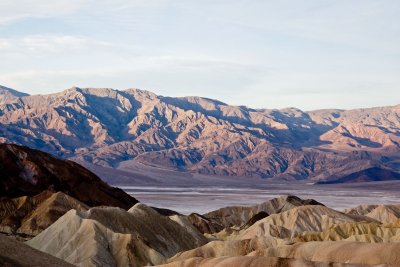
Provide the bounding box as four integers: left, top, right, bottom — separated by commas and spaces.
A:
121, 183, 400, 214
86, 163, 400, 214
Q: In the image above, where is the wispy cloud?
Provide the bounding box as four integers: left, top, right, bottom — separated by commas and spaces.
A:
0, 0, 87, 25
0, 35, 112, 55
0, 1, 399, 110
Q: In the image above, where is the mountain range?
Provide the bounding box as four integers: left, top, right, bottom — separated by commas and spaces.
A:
1, 85, 400, 182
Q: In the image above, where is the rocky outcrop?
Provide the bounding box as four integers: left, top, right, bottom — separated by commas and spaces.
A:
0, 143, 138, 209
1, 86, 400, 181
0, 191, 88, 236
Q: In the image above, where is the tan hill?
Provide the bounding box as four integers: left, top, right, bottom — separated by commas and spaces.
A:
0, 234, 74, 267
259, 241, 400, 266
0, 143, 138, 209
2, 195, 394, 267
1, 86, 400, 182
238, 205, 377, 240
192, 195, 323, 233
160, 201, 400, 267
27, 203, 207, 267
0, 191, 88, 237
365, 205, 400, 224
345, 204, 400, 224
158, 255, 348, 267
165, 237, 284, 264
344, 204, 379, 216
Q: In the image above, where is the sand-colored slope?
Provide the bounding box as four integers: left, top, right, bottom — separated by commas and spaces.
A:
294, 221, 400, 242
158, 255, 351, 267
365, 205, 400, 224
165, 221, 400, 265
346, 204, 400, 224
0, 191, 88, 236
195, 195, 322, 233
27, 203, 207, 267
167, 237, 283, 263
344, 204, 379, 216
239, 205, 376, 240
259, 241, 400, 266
163, 203, 400, 267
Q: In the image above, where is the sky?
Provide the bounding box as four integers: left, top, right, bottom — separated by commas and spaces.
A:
0, 0, 399, 110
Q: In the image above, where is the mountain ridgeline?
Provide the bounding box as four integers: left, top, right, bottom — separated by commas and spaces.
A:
1, 86, 400, 182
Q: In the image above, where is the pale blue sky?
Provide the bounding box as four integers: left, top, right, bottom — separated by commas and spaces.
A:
0, 0, 399, 110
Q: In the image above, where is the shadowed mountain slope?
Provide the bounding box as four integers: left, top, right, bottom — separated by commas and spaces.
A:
316, 167, 400, 184
0, 143, 138, 209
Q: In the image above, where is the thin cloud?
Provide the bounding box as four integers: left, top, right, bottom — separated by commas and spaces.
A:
0, 0, 88, 25
0, 35, 114, 56
0, 1, 399, 110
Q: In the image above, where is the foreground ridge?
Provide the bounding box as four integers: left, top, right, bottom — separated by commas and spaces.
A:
9, 195, 399, 267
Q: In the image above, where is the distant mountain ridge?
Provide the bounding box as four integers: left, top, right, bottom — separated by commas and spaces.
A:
0, 85, 29, 104
1, 86, 400, 182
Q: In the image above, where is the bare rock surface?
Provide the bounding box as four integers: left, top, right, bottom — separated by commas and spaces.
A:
0, 191, 88, 237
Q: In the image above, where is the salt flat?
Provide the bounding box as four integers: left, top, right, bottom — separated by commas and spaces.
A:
120, 183, 400, 214
85, 163, 400, 214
